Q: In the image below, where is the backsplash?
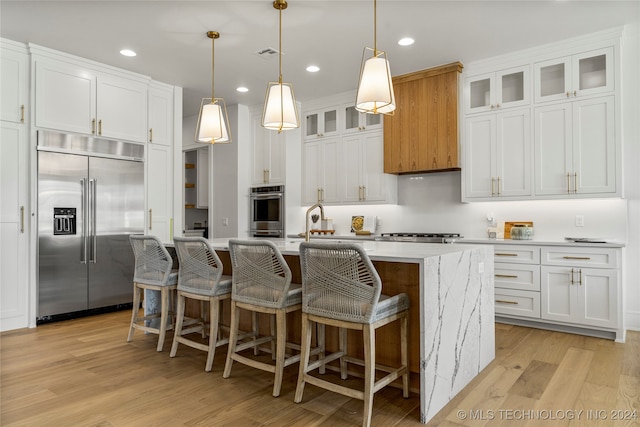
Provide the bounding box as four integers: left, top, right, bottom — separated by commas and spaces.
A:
292, 171, 628, 242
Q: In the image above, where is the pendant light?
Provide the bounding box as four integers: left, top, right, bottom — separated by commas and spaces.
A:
262, 0, 299, 132
195, 31, 231, 144
355, 0, 396, 115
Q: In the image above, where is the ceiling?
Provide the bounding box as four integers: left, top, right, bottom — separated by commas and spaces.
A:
1, 1, 638, 117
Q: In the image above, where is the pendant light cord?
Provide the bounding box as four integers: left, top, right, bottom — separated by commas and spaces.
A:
211, 36, 215, 99
373, 0, 377, 56
279, 6, 283, 84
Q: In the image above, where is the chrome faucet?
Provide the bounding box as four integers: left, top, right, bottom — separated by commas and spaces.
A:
305, 203, 325, 242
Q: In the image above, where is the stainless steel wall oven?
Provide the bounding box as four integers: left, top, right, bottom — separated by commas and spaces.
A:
250, 185, 284, 238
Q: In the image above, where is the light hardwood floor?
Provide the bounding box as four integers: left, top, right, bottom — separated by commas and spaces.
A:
1, 311, 638, 426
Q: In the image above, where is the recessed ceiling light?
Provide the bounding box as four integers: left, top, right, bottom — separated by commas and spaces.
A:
306, 65, 320, 73
398, 38, 415, 47
120, 49, 136, 57
236, 87, 249, 93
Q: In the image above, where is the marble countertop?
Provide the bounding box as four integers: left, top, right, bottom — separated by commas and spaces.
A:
206, 237, 482, 263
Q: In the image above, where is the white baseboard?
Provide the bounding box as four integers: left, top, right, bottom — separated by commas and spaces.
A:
625, 310, 640, 331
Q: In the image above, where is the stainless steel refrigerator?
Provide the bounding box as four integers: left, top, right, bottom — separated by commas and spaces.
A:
37, 131, 145, 322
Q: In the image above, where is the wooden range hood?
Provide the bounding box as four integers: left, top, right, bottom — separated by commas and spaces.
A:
383, 61, 463, 175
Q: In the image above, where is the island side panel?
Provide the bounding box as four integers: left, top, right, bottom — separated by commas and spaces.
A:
420, 246, 495, 424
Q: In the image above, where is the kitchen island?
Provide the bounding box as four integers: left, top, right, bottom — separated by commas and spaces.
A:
201, 238, 495, 423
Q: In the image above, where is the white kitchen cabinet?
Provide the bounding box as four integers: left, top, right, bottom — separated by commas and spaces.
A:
302, 138, 339, 204
541, 266, 618, 329
342, 103, 382, 134
251, 112, 285, 185
465, 65, 530, 114
33, 55, 149, 143
303, 105, 339, 140
534, 95, 615, 196
464, 108, 531, 200
0, 121, 30, 331
148, 81, 174, 147
534, 47, 613, 104
1, 40, 29, 124
147, 143, 173, 243
341, 131, 396, 203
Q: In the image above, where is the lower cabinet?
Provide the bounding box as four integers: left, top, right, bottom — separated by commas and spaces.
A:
486, 243, 622, 340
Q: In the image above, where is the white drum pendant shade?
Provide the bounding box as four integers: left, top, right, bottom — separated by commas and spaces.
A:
356, 51, 396, 115
196, 98, 230, 143
262, 82, 299, 131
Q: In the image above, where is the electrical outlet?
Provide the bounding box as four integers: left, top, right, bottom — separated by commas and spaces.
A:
478, 262, 485, 273
575, 215, 584, 227
222, 217, 229, 226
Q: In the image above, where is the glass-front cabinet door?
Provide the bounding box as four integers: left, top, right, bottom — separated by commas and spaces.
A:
304, 106, 339, 140
343, 104, 381, 134
465, 65, 529, 114
534, 47, 613, 103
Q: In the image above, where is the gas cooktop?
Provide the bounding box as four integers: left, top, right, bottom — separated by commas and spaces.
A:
376, 232, 463, 244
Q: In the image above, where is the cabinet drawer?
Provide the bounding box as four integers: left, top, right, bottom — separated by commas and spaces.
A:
541, 247, 618, 268
495, 288, 541, 319
493, 245, 540, 264
495, 263, 540, 291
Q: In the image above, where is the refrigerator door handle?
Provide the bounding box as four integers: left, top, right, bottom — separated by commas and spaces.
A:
81, 179, 87, 264
89, 178, 97, 263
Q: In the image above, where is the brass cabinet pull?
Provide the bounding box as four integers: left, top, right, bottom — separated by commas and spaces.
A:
20, 105, 25, 123
358, 186, 362, 201
574, 90, 577, 97
362, 185, 366, 201
98, 119, 103, 135
566, 92, 571, 98
92, 118, 96, 134
495, 253, 518, 257
496, 299, 519, 305
573, 172, 578, 193
149, 209, 152, 230
491, 177, 495, 196
321, 188, 325, 202
20, 206, 25, 233
563, 256, 591, 260
495, 274, 519, 278
570, 267, 575, 285
578, 268, 583, 286
317, 188, 321, 202
567, 173, 571, 193
497, 176, 501, 196
149, 128, 153, 143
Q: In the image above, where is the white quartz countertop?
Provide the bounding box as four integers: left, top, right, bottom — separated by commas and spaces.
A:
206, 237, 481, 263
459, 237, 625, 248
286, 233, 376, 241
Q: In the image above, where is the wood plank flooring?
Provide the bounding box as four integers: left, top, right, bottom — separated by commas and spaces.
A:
1, 311, 639, 426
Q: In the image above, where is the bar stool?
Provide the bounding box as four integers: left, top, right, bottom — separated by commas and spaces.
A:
296, 242, 409, 427
223, 239, 304, 397
170, 237, 232, 372
128, 235, 178, 351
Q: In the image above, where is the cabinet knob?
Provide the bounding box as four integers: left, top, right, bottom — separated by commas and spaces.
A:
566, 92, 571, 98
573, 90, 577, 97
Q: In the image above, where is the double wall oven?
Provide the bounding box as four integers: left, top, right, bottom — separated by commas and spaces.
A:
250, 185, 284, 238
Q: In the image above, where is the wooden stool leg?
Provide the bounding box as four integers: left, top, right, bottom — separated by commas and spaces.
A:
294, 313, 312, 403
206, 296, 220, 372
272, 310, 286, 397
127, 284, 141, 342
362, 324, 375, 427
252, 311, 259, 356
223, 301, 240, 378
339, 327, 348, 380
318, 323, 326, 375
169, 293, 186, 357
157, 286, 170, 351
401, 313, 409, 398
270, 314, 276, 360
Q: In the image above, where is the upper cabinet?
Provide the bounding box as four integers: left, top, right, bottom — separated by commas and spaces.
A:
465, 65, 530, 114
301, 91, 397, 206
251, 112, 285, 186
32, 46, 150, 143
304, 105, 339, 140
534, 47, 613, 104
1, 40, 29, 124
148, 81, 174, 147
462, 30, 622, 202
383, 62, 463, 174
342, 104, 382, 134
